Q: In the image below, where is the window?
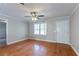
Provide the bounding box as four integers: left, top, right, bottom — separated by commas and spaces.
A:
40, 23, 46, 35
34, 24, 39, 35
34, 23, 47, 35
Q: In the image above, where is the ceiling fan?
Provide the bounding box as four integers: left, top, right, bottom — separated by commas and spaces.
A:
20, 3, 45, 21
25, 12, 44, 21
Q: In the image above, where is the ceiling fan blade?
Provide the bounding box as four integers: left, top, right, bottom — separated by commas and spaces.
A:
38, 15, 44, 17
24, 16, 31, 17
20, 3, 24, 5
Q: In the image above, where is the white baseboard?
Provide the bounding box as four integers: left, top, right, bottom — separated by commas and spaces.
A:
32, 39, 70, 45
7, 38, 79, 55
33, 39, 79, 55
70, 45, 79, 56
7, 38, 28, 45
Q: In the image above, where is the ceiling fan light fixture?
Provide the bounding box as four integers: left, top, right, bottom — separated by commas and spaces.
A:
32, 16, 37, 21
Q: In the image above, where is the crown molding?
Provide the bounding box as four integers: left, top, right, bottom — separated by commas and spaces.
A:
71, 4, 79, 16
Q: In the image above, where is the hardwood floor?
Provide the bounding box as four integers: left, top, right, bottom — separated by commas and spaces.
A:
0, 39, 77, 56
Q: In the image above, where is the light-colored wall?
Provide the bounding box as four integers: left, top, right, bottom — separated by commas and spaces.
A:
70, 5, 79, 53
6, 17, 29, 45
16, 21, 28, 40
29, 16, 70, 44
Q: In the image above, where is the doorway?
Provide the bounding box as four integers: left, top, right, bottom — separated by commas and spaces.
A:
0, 22, 6, 47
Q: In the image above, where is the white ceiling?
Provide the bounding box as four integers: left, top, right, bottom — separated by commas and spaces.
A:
0, 3, 78, 21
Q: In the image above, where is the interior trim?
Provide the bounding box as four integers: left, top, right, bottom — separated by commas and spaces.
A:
7, 38, 78, 55
31, 39, 78, 55
7, 38, 28, 45
30, 39, 70, 45
70, 45, 79, 56
71, 4, 79, 16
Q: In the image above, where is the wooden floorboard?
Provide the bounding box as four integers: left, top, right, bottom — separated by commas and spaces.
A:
0, 39, 77, 56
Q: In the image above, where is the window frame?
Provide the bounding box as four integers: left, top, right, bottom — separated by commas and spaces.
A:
34, 23, 47, 35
